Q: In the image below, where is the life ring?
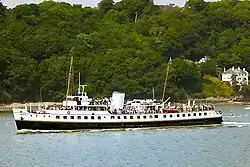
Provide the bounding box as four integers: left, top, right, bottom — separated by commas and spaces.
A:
67, 111, 70, 114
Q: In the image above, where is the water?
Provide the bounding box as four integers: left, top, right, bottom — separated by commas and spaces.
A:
0, 104, 250, 167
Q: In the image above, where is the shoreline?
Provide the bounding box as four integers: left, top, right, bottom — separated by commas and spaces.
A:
0, 99, 248, 112
0, 102, 62, 112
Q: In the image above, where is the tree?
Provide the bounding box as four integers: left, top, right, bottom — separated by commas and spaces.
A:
98, 0, 114, 13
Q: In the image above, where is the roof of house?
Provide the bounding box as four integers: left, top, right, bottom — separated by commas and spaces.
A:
222, 67, 248, 75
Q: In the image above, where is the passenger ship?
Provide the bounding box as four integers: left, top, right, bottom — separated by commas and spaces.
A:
12, 57, 223, 131
12, 84, 223, 131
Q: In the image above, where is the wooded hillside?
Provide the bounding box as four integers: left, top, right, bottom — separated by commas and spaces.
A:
0, 0, 249, 103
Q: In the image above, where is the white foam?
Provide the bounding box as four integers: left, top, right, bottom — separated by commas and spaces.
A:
222, 122, 250, 128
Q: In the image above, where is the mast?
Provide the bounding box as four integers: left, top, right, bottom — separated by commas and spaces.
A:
152, 87, 155, 100
66, 56, 73, 106
78, 72, 81, 95
161, 57, 172, 102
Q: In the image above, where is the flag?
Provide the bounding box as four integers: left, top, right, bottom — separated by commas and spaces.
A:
173, 72, 176, 82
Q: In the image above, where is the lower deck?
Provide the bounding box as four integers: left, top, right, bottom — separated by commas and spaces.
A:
15, 116, 223, 130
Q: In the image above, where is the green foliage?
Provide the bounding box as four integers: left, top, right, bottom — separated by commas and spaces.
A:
200, 59, 218, 77
1, 0, 250, 103
194, 76, 235, 98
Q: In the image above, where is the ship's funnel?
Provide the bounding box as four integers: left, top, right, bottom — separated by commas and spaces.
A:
111, 91, 125, 113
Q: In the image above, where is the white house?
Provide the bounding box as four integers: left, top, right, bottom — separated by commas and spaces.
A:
221, 66, 248, 85
197, 56, 209, 64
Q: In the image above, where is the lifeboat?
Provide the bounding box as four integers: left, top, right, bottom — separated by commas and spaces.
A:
163, 108, 180, 113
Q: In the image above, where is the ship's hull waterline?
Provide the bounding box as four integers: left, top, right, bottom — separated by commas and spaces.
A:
15, 117, 223, 130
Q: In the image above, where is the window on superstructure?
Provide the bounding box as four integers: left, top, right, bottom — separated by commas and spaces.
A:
163, 115, 166, 118
143, 115, 147, 119
193, 113, 196, 116
199, 113, 202, 116
84, 116, 88, 119
111, 116, 115, 119
170, 115, 173, 118
63, 116, 67, 119
56, 116, 60, 119
137, 116, 140, 119
154, 115, 158, 118
177, 114, 180, 117
149, 115, 153, 119
77, 116, 81, 119
70, 116, 74, 119
182, 114, 185, 117
204, 112, 207, 116
98, 116, 101, 120
130, 116, 133, 119
188, 113, 191, 117
117, 116, 121, 119
124, 116, 127, 119
91, 116, 94, 119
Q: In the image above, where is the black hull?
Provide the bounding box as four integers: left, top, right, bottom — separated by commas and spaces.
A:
15, 117, 223, 130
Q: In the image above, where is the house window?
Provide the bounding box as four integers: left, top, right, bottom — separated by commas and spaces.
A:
91, 116, 94, 119
130, 116, 133, 119
84, 116, 88, 119
154, 115, 158, 118
163, 115, 166, 118
77, 116, 81, 119
56, 116, 60, 119
70, 116, 74, 119
98, 116, 101, 120
124, 116, 127, 119
63, 116, 67, 119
